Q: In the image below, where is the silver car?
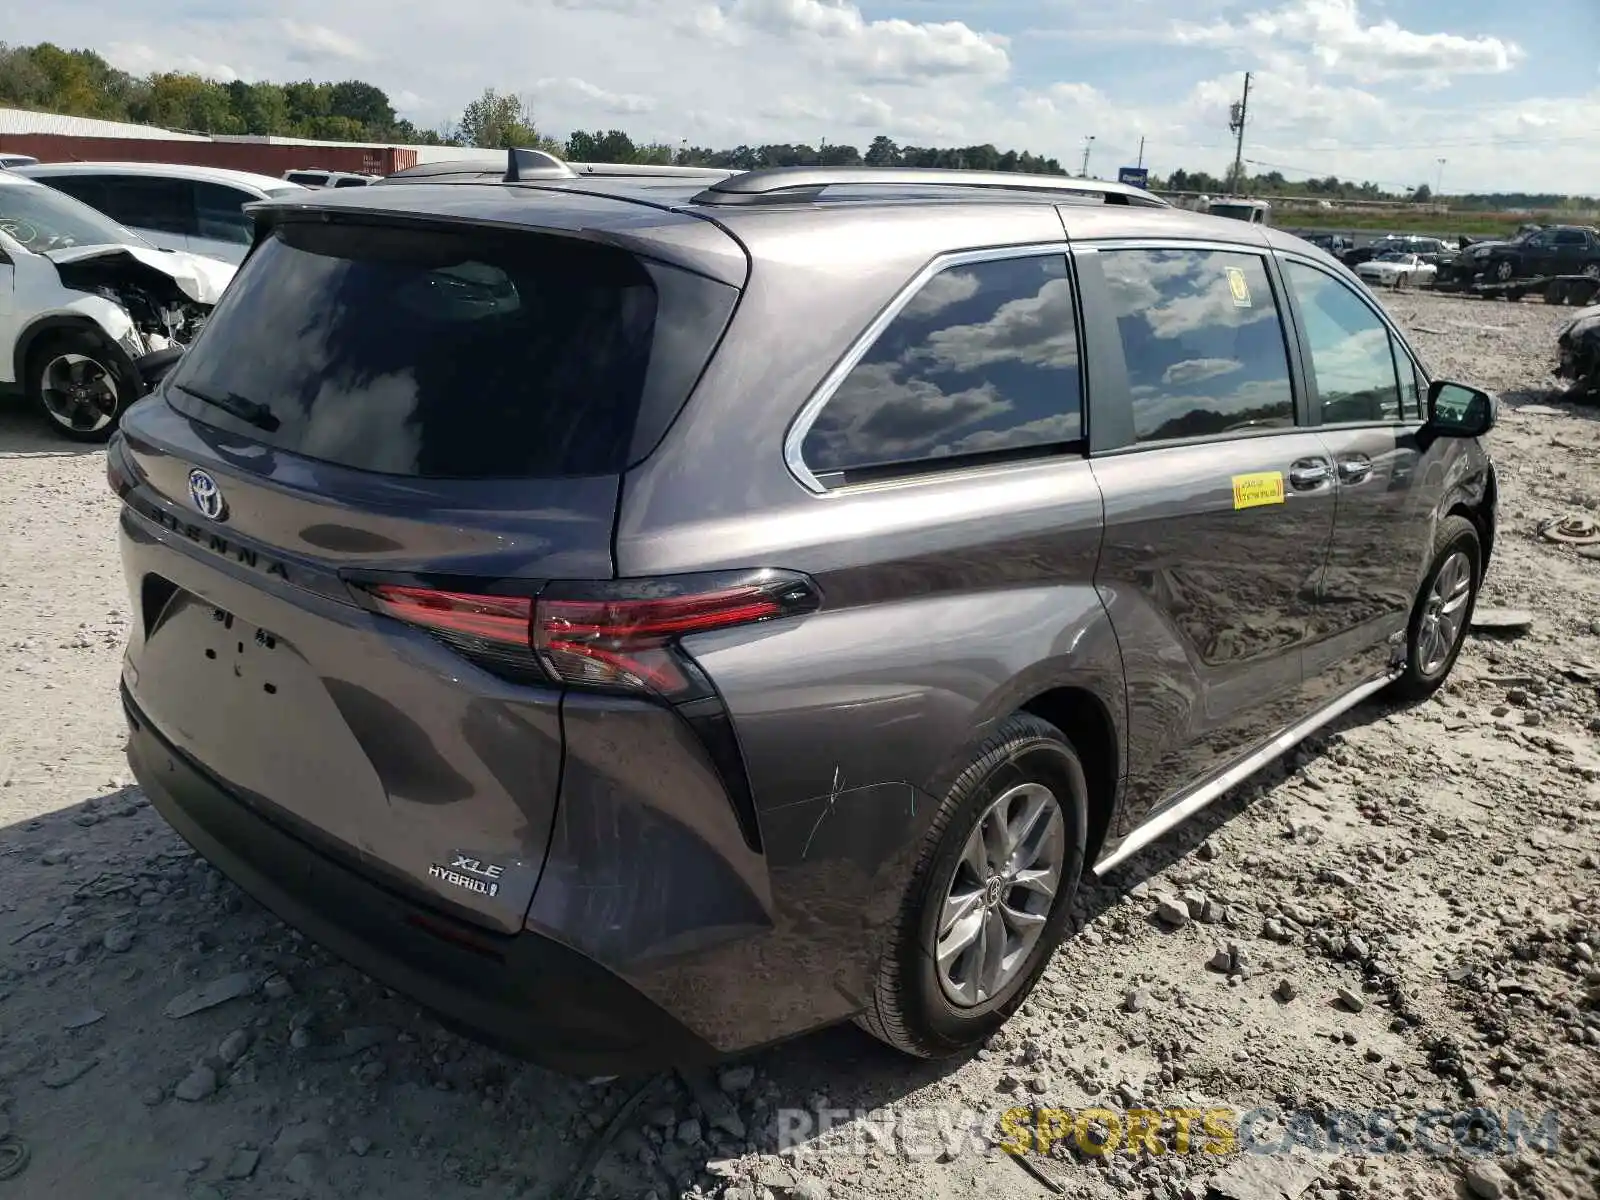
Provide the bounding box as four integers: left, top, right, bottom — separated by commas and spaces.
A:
110, 156, 1498, 1074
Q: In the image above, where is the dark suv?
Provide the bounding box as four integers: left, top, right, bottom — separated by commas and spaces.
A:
110, 157, 1499, 1075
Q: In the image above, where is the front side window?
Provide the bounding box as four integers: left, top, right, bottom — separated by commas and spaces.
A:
1100, 247, 1295, 442
1284, 260, 1403, 424
800, 254, 1083, 484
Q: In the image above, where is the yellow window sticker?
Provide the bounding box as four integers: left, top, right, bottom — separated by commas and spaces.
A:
1225, 266, 1252, 307
1231, 471, 1285, 510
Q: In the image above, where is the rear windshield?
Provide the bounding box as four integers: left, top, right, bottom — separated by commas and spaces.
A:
168, 220, 683, 478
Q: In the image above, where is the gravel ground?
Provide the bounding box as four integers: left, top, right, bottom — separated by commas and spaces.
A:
0, 290, 1595, 1200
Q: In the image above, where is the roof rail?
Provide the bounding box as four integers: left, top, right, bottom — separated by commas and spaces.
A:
568, 162, 738, 180
689, 167, 1170, 208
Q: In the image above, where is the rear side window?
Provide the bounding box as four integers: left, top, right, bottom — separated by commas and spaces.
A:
167, 221, 735, 478
333, 176, 369, 188
1100, 248, 1295, 442
99, 176, 194, 235
800, 254, 1083, 484
193, 182, 256, 246
286, 172, 326, 186
1283, 261, 1403, 423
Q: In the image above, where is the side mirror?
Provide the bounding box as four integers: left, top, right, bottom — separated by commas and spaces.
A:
1426, 380, 1497, 438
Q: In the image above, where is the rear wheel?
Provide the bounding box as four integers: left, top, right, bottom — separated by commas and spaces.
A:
25, 330, 137, 443
1582, 263, 1600, 280
1388, 515, 1481, 703
1492, 259, 1515, 282
857, 713, 1087, 1059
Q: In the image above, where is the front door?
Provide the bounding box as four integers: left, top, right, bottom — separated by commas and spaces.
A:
1278, 257, 1433, 707
1077, 243, 1338, 828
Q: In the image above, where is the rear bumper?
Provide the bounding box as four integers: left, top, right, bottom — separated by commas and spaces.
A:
123, 685, 719, 1076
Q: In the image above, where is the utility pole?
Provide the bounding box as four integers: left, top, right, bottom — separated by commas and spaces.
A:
1228, 71, 1251, 193
1137, 136, 1146, 169
1080, 135, 1096, 178
1435, 157, 1447, 195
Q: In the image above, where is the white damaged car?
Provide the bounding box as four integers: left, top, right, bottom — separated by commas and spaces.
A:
0, 171, 234, 441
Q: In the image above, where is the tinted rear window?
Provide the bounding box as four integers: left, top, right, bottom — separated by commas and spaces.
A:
169, 221, 676, 478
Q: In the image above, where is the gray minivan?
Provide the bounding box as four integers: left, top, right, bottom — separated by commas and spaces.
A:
109, 158, 1498, 1074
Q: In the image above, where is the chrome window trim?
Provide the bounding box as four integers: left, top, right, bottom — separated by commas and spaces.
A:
783, 242, 1074, 496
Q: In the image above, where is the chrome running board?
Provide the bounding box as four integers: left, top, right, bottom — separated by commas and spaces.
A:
1092, 670, 1401, 876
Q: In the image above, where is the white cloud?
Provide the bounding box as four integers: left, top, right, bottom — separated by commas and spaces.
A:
923, 277, 1081, 371
103, 41, 242, 82
1172, 0, 1522, 86
1164, 357, 1243, 386
531, 77, 656, 116
279, 19, 368, 62
724, 0, 1010, 81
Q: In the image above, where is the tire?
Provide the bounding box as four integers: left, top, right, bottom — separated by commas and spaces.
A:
857, 713, 1088, 1059
1583, 263, 1600, 280
1388, 514, 1482, 703
24, 329, 138, 443
1545, 281, 1567, 305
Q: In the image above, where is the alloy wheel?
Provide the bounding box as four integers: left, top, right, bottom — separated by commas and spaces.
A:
935, 782, 1065, 1008
39, 353, 118, 434
1418, 549, 1473, 677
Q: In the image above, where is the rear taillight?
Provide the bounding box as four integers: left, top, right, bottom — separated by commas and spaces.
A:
353, 570, 821, 702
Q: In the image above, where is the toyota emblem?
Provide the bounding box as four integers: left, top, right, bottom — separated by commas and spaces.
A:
187, 468, 227, 521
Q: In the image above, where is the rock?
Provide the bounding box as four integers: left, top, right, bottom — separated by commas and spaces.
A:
1470, 609, 1534, 633
273, 1121, 330, 1154
284, 1152, 320, 1186
1208, 947, 1234, 972
1123, 988, 1149, 1013
676, 1067, 747, 1140
1275, 979, 1298, 1002
140, 1086, 164, 1106
676, 1119, 703, 1145
218, 1029, 251, 1066
1157, 899, 1191, 927
718, 1064, 756, 1093
289, 1027, 312, 1050
164, 973, 255, 1019
356, 1059, 386, 1084
175, 1065, 218, 1102
102, 927, 134, 953
348, 1136, 372, 1157
1464, 1161, 1510, 1200
41, 1057, 99, 1088
1207, 1149, 1324, 1200
1263, 919, 1288, 942
40, 848, 70, 866
1197, 839, 1219, 861
1336, 987, 1367, 1014
1201, 897, 1226, 924
261, 974, 294, 1001
792, 1178, 830, 1200
225, 1149, 260, 1179
61, 1006, 104, 1030
1182, 891, 1208, 918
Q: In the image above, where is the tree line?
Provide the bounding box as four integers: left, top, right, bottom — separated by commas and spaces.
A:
0, 42, 1586, 213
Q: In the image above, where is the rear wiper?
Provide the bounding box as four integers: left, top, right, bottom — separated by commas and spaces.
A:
173, 382, 280, 432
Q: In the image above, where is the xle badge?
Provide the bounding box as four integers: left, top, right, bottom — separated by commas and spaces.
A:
428, 854, 504, 899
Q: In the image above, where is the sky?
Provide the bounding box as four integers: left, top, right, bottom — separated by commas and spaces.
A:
15, 0, 1600, 194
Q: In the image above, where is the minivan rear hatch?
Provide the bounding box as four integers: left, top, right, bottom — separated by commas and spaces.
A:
117, 199, 743, 931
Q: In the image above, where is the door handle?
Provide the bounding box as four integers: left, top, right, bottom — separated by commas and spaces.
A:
1288, 459, 1331, 489
1337, 456, 1373, 483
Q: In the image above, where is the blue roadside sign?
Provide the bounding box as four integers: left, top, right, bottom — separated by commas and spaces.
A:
1118, 167, 1149, 188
